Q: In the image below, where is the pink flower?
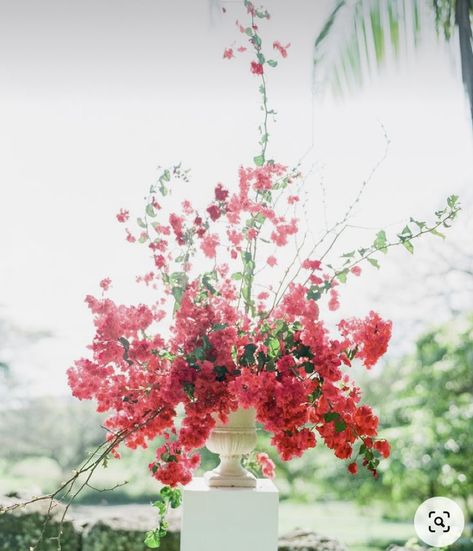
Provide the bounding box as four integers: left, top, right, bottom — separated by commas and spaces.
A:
215, 183, 229, 202
328, 289, 340, 311
267, 256, 277, 267
169, 213, 185, 246
271, 219, 298, 246
207, 204, 221, 221
126, 229, 136, 243
338, 311, 392, 369
100, 278, 112, 292
351, 266, 362, 276
256, 452, 276, 479
116, 209, 129, 223
302, 259, 321, 271
200, 233, 219, 258
182, 200, 193, 215
273, 41, 290, 58
223, 48, 234, 60
247, 228, 258, 240
228, 229, 243, 247
237, 46, 247, 53
250, 61, 264, 75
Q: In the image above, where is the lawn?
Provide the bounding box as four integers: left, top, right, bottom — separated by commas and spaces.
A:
279, 501, 415, 551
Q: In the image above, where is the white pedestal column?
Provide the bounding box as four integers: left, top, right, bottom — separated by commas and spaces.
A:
180, 477, 279, 551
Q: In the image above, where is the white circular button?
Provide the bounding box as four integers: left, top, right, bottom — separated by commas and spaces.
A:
414, 497, 464, 547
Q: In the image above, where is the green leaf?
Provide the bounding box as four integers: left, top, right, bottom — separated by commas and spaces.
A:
400, 225, 412, 237
257, 351, 266, 369
335, 419, 347, 433
172, 286, 184, 306
240, 343, 258, 366
324, 412, 339, 422
374, 230, 387, 253
118, 337, 133, 366
410, 217, 426, 231
138, 233, 149, 244
307, 286, 322, 301
183, 382, 195, 399
303, 361, 314, 374
367, 258, 380, 269
267, 59, 278, 67
231, 272, 243, 281
245, 27, 253, 36
146, 204, 156, 218
253, 154, 265, 167
447, 194, 459, 208
212, 323, 228, 332
144, 530, 161, 548
137, 217, 147, 228
214, 365, 228, 382
430, 228, 446, 239
402, 240, 414, 254
257, 52, 265, 64
336, 270, 348, 283
202, 274, 217, 295
253, 34, 262, 47
266, 336, 280, 359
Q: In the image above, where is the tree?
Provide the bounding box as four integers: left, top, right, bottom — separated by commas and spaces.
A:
314, 0, 473, 124
363, 315, 473, 522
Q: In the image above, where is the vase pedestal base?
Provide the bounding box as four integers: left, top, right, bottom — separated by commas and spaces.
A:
203, 455, 257, 488
180, 477, 278, 551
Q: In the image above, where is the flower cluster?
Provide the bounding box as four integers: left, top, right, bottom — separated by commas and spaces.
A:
69, 141, 395, 485
68, 0, 460, 495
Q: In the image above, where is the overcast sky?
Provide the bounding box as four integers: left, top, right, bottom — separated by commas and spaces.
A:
0, 0, 471, 395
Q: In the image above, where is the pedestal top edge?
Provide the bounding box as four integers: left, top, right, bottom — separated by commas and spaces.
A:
184, 477, 279, 493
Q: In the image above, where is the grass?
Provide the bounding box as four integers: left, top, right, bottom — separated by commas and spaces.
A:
279, 501, 415, 550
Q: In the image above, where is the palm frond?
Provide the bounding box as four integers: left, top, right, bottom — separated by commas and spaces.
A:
455, 0, 473, 121
313, 0, 422, 97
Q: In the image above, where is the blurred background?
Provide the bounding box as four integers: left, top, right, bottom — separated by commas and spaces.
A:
0, 0, 472, 550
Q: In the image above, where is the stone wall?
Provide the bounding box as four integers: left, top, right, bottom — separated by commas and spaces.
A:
0, 495, 346, 551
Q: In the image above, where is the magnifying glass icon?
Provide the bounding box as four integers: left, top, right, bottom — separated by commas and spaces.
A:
434, 516, 446, 529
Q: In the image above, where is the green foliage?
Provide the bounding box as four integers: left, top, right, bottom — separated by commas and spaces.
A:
314, 0, 473, 125
333, 195, 460, 284
313, 0, 422, 95
378, 315, 473, 520
144, 487, 182, 549
0, 508, 80, 551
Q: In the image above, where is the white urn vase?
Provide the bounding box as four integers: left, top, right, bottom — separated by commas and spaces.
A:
204, 406, 257, 488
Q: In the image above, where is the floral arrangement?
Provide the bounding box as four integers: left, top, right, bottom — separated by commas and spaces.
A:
63, 1, 460, 548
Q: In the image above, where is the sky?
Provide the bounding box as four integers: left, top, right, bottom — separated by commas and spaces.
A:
0, 0, 471, 396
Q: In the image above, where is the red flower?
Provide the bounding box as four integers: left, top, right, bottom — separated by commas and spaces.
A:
207, 204, 221, 221
339, 311, 392, 369
215, 183, 229, 201
374, 439, 390, 458
116, 209, 129, 223
223, 48, 234, 60
273, 41, 291, 58
251, 61, 264, 75
256, 452, 276, 479
99, 278, 112, 292
348, 462, 358, 475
